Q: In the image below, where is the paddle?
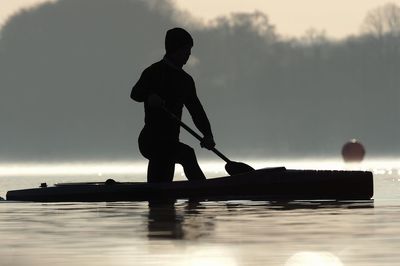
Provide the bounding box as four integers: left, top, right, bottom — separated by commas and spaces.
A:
162, 106, 255, 176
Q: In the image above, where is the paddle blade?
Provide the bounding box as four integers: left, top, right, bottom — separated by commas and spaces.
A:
225, 161, 255, 176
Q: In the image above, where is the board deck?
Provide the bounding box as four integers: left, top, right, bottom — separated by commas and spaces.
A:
6, 168, 374, 202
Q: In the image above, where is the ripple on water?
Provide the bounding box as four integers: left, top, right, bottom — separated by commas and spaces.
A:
0, 161, 399, 265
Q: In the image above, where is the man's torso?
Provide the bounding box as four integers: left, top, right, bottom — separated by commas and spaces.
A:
142, 60, 194, 141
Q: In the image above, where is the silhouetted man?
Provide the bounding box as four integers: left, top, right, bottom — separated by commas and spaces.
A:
131, 28, 215, 183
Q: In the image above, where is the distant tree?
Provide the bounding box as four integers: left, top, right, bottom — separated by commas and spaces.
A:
362, 2, 400, 38
300, 28, 329, 46
361, 2, 400, 60
212, 11, 277, 42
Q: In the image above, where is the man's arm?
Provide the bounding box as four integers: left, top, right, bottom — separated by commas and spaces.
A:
185, 80, 215, 149
131, 69, 151, 102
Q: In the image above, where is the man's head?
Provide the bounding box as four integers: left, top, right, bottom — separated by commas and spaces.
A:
165, 28, 193, 66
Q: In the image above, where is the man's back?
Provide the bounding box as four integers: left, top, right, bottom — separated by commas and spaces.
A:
131, 59, 196, 140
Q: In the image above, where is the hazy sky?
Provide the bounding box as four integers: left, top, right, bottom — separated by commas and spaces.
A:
1, 0, 400, 38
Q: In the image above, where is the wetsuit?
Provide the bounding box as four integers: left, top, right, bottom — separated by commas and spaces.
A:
131, 58, 213, 182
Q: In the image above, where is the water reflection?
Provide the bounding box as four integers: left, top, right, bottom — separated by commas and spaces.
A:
146, 200, 373, 240
224, 200, 374, 212
0, 199, 380, 266
285, 252, 344, 266
261, 200, 374, 211
147, 200, 215, 240
183, 247, 238, 266
148, 200, 184, 239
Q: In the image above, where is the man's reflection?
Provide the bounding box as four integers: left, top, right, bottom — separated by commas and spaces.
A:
147, 200, 214, 240
147, 199, 373, 240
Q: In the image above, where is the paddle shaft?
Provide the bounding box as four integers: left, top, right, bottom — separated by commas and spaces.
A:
163, 107, 231, 163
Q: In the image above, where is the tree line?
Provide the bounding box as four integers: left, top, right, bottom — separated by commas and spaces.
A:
0, 0, 398, 161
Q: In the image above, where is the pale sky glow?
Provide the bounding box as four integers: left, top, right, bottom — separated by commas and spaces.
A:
0, 0, 54, 27
1, 0, 400, 38
174, 0, 400, 38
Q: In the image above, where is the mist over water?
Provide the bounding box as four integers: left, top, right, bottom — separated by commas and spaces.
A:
0, 158, 398, 199
0, 157, 398, 176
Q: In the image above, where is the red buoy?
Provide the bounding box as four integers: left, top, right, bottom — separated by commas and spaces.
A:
342, 139, 366, 162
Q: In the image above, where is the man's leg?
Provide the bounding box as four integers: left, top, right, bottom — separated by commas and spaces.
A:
147, 159, 175, 183
175, 143, 206, 181
139, 129, 176, 183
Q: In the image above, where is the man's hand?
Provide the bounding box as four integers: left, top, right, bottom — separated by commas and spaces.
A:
200, 135, 215, 150
147, 94, 165, 108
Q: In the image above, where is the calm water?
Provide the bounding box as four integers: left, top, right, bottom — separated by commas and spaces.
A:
0, 160, 399, 266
